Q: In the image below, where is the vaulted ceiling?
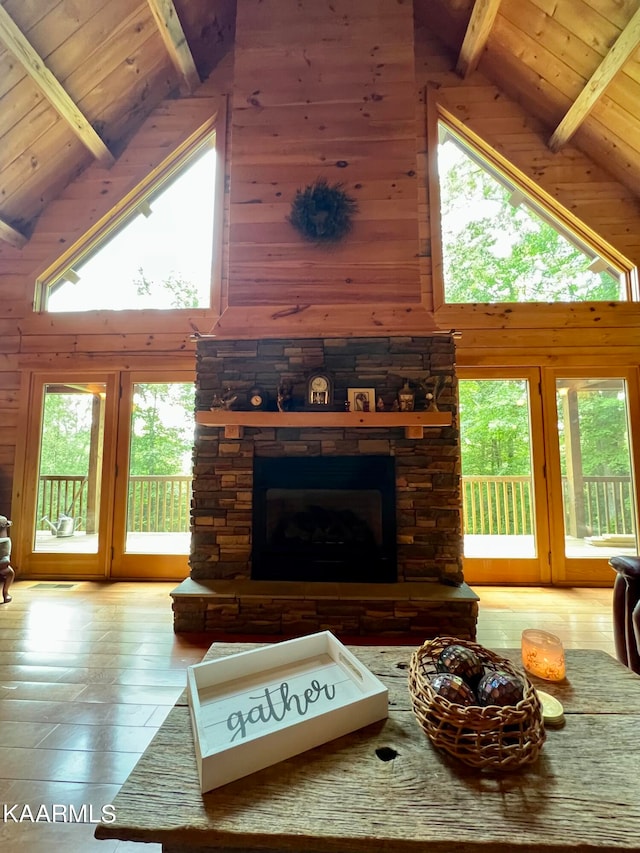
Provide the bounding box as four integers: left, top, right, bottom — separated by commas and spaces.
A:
2, 0, 640, 250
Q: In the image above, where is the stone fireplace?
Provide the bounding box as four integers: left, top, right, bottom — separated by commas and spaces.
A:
171, 335, 478, 638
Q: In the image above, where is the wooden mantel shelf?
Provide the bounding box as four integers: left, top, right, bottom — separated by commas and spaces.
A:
195, 410, 452, 439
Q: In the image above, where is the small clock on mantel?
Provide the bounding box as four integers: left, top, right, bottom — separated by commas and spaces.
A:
248, 385, 268, 411
306, 371, 333, 407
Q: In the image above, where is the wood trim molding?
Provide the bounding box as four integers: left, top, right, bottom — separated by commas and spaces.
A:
146, 0, 200, 95
456, 0, 502, 79
549, 6, 640, 151
0, 3, 114, 167
425, 87, 445, 312
208, 303, 443, 339
209, 95, 228, 318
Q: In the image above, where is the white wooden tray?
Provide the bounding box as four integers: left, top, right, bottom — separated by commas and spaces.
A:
186, 630, 389, 793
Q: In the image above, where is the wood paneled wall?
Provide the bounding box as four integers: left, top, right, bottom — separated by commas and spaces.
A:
217, 0, 430, 337
2, 3, 640, 515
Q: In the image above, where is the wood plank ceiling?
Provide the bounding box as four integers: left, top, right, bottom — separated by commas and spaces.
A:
1, 0, 640, 251
0, 0, 235, 249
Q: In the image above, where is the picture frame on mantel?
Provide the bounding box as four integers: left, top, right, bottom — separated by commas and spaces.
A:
348, 387, 375, 412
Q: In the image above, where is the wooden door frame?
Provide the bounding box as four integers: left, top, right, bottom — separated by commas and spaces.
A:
541, 366, 640, 586
12, 370, 118, 579
109, 369, 194, 580
457, 367, 551, 585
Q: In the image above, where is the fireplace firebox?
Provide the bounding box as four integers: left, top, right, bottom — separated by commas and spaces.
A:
252, 456, 397, 583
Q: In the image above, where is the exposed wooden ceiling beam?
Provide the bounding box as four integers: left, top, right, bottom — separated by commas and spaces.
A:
0, 216, 27, 250
549, 6, 640, 151
146, 0, 200, 95
456, 0, 502, 78
0, 4, 114, 167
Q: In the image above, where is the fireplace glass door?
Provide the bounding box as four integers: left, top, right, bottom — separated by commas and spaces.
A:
252, 456, 396, 582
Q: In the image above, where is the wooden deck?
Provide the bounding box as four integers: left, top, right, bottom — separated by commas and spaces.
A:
33, 532, 191, 555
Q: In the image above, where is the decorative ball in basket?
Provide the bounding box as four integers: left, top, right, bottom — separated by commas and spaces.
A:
408, 637, 545, 770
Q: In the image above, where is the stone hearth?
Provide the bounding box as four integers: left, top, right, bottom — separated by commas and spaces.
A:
171, 335, 478, 638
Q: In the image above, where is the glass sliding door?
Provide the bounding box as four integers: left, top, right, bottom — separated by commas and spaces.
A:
458, 368, 550, 584
460, 367, 640, 585
543, 369, 640, 584
16, 369, 194, 581
35, 382, 107, 553
18, 373, 118, 577
110, 372, 194, 579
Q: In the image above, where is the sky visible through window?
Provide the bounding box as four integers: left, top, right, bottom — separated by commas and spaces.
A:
47, 146, 216, 312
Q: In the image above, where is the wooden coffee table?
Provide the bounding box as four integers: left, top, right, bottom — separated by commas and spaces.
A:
95, 644, 640, 853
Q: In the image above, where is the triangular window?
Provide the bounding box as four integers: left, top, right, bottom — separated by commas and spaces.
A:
41, 135, 217, 312
436, 121, 629, 304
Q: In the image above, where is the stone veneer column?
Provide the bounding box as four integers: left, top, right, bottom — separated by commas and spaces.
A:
191, 336, 463, 587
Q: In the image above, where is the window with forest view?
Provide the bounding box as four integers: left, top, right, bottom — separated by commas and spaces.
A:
34, 380, 195, 556
556, 378, 636, 551
43, 138, 217, 313
125, 382, 194, 553
36, 383, 106, 553
437, 123, 627, 304
459, 378, 536, 558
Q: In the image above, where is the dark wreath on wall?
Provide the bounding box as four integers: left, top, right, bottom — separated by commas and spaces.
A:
288, 178, 358, 243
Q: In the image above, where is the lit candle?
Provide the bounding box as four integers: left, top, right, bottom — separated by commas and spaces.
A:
521, 629, 566, 681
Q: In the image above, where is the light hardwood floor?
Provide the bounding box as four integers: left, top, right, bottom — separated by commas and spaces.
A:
0, 580, 615, 852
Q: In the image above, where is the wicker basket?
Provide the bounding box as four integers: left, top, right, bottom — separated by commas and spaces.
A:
408, 636, 545, 770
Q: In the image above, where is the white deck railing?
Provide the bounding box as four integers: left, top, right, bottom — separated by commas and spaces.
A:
462, 475, 635, 537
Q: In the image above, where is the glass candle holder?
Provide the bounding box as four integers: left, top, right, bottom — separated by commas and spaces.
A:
521, 629, 566, 681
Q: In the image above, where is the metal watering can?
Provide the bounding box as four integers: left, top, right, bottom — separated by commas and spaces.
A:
41, 514, 80, 538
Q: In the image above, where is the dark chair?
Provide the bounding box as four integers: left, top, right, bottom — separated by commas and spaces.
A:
609, 556, 640, 674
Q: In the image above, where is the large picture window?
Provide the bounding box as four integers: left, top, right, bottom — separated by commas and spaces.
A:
436, 121, 631, 304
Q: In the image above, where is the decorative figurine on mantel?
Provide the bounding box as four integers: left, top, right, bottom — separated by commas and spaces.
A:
419, 375, 446, 412
210, 387, 238, 411
277, 379, 294, 412
397, 378, 415, 412
222, 387, 238, 410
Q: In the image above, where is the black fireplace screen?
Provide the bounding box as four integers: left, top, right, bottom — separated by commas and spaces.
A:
252, 456, 396, 582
